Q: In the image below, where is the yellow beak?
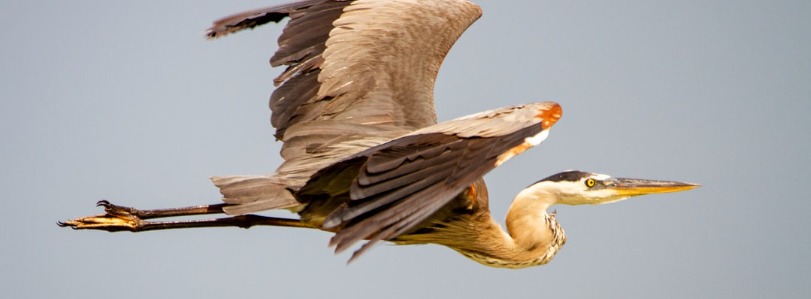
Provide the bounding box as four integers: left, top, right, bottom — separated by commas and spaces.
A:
608, 177, 700, 197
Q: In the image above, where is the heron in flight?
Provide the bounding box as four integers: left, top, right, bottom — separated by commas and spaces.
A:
59, 0, 698, 268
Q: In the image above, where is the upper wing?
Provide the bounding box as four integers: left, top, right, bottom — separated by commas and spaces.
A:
298, 102, 563, 261
207, 0, 483, 214
208, 0, 482, 186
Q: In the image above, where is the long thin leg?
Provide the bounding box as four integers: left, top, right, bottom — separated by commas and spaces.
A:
95, 200, 228, 219
58, 200, 317, 232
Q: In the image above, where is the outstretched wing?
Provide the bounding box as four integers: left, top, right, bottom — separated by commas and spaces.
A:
207, 0, 483, 214
299, 102, 563, 261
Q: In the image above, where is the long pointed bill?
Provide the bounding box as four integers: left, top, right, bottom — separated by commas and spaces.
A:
609, 178, 700, 197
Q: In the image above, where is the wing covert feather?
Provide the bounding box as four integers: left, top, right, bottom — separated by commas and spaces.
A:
298, 102, 562, 258
275, 0, 482, 193
207, 0, 482, 214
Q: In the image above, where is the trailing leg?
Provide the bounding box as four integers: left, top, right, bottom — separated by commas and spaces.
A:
58, 200, 315, 232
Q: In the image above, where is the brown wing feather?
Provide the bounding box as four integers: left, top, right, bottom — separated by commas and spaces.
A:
297, 102, 563, 260
207, 0, 483, 215
324, 125, 544, 253
206, 0, 326, 39
208, 1, 352, 213
275, 0, 483, 189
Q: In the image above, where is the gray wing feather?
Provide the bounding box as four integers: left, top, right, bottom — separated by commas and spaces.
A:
305, 102, 561, 259
276, 0, 482, 191
207, 0, 483, 214
205, 0, 324, 39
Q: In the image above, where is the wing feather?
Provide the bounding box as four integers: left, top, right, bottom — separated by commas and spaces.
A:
208, 0, 483, 214
359, 143, 462, 185
205, 0, 324, 39
356, 157, 460, 198
302, 102, 562, 258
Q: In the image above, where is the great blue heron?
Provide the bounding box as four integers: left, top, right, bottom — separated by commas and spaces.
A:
59, 0, 698, 268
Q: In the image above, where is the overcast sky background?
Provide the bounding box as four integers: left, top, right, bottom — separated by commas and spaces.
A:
2, 0, 810, 298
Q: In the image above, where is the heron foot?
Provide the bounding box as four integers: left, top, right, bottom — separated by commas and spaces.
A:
57, 200, 143, 232
58, 200, 311, 232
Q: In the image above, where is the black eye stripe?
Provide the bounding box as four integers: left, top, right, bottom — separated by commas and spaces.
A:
529, 170, 597, 188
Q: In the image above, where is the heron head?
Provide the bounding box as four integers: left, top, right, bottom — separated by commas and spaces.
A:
521, 170, 699, 206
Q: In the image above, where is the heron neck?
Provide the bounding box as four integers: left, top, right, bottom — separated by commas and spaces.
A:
448, 195, 565, 269
505, 196, 564, 263
505, 197, 554, 250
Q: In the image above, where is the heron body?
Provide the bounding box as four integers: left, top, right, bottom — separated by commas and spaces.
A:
59, 0, 699, 268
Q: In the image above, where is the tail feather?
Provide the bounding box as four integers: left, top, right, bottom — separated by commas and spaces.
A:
211, 175, 301, 215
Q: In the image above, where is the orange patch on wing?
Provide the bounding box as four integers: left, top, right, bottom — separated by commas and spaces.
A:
495, 142, 534, 166
466, 184, 477, 209
537, 103, 563, 129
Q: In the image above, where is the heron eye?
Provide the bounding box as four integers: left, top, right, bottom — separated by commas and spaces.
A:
585, 178, 596, 188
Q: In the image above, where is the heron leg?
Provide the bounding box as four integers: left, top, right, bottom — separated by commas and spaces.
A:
58, 200, 315, 232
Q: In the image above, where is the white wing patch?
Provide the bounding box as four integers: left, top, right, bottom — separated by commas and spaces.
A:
495, 129, 550, 167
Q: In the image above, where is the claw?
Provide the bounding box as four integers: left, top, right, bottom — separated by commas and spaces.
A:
58, 201, 143, 232
96, 200, 143, 216
58, 214, 142, 232
58, 213, 142, 232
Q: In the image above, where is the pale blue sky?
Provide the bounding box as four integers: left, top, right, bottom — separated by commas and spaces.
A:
2, 0, 810, 298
